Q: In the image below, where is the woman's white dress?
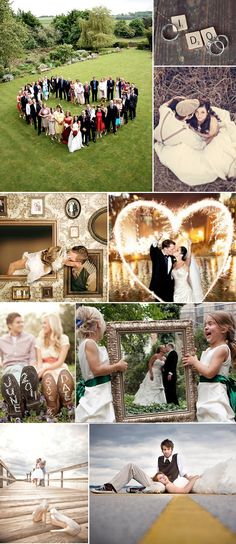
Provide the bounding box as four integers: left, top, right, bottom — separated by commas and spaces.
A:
68, 124, 83, 153
134, 359, 166, 405
172, 266, 194, 303
23, 248, 66, 283
35, 333, 70, 383
193, 458, 236, 494
32, 466, 44, 480
154, 105, 236, 185
99, 80, 107, 99
75, 339, 115, 423
197, 344, 235, 423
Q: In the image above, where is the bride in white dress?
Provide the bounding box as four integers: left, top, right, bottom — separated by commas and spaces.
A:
154, 97, 236, 185
171, 245, 203, 303
68, 118, 83, 153
134, 345, 166, 405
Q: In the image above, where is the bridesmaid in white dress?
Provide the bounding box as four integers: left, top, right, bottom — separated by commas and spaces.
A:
134, 345, 166, 405
183, 311, 236, 423
75, 306, 128, 423
172, 246, 194, 303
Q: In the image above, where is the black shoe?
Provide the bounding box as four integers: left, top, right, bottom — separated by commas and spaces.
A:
91, 483, 117, 494
126, 486, 146, 493
1, 374, 22, 418
20, 366, 40, 413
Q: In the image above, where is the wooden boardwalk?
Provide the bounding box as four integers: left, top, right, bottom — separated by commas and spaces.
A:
0, 481, 88, 543
154, 0, 236, 66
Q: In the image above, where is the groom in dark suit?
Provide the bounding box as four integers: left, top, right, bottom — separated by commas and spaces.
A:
162, 343, 179, 405
149, 239, 176, 301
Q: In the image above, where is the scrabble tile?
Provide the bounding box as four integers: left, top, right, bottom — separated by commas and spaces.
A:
186, 31, 204, 50
171, 14, 188, 31
200, 27, 217, 45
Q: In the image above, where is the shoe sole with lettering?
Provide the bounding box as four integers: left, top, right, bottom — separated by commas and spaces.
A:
20, 366, 40, 413
1, 373, 22, 417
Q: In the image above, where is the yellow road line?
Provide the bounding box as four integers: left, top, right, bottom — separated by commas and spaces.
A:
139, 496, 236, 544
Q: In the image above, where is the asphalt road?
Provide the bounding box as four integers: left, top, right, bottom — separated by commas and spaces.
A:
90, 494, 236, 544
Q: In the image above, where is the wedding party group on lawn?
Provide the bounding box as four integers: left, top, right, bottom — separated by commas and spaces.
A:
16, 74, 139, 152
0, 312, 74, 421
154, 97, 236, 185
75, 306, 236, 424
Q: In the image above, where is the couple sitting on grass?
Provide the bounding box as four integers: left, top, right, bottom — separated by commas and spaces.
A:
0, 312, 74, 421
92, 438, 236, 495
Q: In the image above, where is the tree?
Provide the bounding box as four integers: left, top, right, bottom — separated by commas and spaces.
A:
53, 10, 89, 45
78, 7, 114, 50
0, 0, 28, 67
129, 18, 145, 36
114, 20, 135, 38
49, 44, 74, 63
16, 9, 42, 29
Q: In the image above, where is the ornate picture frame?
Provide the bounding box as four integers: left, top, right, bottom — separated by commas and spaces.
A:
63, 249, 103, 299
65, 198, 81, 219
88, 207, 108, 245
106, 319, 197, 423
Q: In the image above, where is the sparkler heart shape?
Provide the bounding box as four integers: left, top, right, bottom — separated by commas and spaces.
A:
114, 199, 233, 302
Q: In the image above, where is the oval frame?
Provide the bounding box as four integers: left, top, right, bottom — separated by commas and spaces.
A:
65, 198, 81, 219
88, 206, 107, 245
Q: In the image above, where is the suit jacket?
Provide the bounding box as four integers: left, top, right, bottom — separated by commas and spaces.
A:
162, 350, 178, 381
107, 79, 115, 91
90, 80, 99, 91
149, 245, 175, 301
107, 105, 118, 120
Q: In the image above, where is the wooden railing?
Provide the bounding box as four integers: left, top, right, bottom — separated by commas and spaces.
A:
26, 462, 88, 489
0, 459, 16, 488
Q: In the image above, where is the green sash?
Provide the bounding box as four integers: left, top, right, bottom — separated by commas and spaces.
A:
200, 375, 236, 415
77, 375, 111, 401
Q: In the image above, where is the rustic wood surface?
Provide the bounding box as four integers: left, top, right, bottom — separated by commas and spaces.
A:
0, 482, 88, 543
154, 0, 236, 66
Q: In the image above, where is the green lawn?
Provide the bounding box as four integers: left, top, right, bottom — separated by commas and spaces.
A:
0, 49, 152, 191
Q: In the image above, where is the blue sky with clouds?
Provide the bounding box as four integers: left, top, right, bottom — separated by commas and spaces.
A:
90, 424, 236, 484
0, 424, 88, 479
12, 0, 152, 17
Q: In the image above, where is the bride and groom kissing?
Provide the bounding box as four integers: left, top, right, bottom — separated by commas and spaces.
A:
149, 238, 203, 303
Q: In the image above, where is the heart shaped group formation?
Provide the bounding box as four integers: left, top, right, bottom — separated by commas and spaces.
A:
114, 199, 233, 302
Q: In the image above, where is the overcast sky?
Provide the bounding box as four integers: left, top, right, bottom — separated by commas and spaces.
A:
0, 424, 88, 478
12, 0, 152, 17
90, 424, 236, 484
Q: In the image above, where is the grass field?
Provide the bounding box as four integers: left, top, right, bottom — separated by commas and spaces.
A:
0, 49, 152, 192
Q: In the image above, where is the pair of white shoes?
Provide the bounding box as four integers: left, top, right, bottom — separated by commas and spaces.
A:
32, 500, 81, 535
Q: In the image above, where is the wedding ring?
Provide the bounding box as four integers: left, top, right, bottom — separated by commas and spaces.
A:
217, 35, 229, 49
206, 39, 225, 56
161, 23, 179, 42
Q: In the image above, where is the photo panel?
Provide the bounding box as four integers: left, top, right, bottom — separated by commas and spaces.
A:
109, 192, 236, 304
0, 423, 88, 543
153, 66, 236, 192
0, 302, 76, 423
0, 192, 108, 302
75, 302, 236, 424
154, 0, 236, 66
90, 423, 236, 544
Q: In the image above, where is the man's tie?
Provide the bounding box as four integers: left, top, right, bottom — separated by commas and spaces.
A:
165, 459, 170, 465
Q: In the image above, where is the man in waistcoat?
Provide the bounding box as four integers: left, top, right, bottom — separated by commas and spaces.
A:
66, 246, 97, 293
157, 438, 189, 483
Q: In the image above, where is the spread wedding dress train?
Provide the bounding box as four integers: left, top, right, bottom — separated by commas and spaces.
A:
155, 106, 236, 185
192, 458, 236, 494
